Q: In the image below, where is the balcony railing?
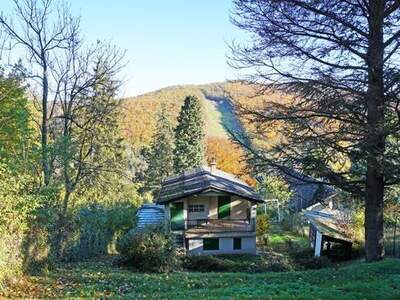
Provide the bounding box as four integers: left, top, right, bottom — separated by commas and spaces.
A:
185, 218, 254, 232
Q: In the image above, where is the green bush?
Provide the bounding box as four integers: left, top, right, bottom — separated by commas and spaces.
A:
0, 163, 55, 285
351, 208, 365, 244
116, 227, 179, 272
182, 255, 236, 272
289, 247, 332, 269
182, 254, 294, 273
256, 214, 270, 242
63, 204, 137, 261
296, 256, 332, 269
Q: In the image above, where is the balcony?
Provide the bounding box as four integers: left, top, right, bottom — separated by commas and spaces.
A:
185, 218, 254, 233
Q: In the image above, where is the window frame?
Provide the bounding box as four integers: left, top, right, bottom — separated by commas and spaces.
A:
188, 204, 205, 213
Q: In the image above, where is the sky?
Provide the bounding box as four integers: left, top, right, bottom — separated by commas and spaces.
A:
62, 0, 246, 97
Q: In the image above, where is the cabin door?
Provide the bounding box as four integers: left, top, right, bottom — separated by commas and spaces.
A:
218, 196, 231, 219
170, 202, 184, 230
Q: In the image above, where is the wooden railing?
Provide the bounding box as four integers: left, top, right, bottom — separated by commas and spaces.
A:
185, 218, 254, 232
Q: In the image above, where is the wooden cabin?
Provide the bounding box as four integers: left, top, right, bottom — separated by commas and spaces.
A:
156, 165, 264, 255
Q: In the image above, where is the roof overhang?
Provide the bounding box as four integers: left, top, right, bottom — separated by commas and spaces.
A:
156, 186, 264, 204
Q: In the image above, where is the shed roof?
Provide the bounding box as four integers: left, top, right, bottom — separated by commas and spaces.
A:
303, 209, 353, 243
136, 204, 165, 229
156, 166, 263, 204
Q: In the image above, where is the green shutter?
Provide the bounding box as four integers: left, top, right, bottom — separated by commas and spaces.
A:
234, 237, 242, 250
218, 196, 231, 219
170, 202, 184, 230
203, 238, 219, 250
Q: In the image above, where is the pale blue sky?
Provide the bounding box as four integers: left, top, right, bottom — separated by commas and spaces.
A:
2, 1, 246, 97
68, 1, 244, 96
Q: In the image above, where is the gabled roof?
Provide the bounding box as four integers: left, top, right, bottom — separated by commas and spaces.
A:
156, 166, 263, 204
283, 170, 337, 211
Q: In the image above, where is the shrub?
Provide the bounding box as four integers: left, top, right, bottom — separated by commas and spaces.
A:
116, 227, 179, 272
63, 204, 137, 261
0, 164, 55, 285
268, 261, 293, 272
256, 214, 270, 242
296, 256, 332, 269
350, 209, 365, 244
290, 247, 333, 269
183, 253, 294, 273
182, 255, 236, 272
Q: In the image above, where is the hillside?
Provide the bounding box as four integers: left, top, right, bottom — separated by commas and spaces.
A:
120, 81, 289, 184
121, 82, 244, 148
121, 81, 285, 149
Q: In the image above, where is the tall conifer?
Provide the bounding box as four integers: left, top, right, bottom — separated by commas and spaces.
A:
145, 104, 175, 195
174, 95, 205, 173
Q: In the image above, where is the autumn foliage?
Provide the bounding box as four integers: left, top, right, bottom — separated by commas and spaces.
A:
206, 137, 255, 186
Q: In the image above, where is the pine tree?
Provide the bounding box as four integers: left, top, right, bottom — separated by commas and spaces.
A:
144, 104, 175, 195
174, 95, 205, 173
231, 0, 400, 261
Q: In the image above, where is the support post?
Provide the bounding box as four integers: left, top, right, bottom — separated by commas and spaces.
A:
315, 231, 323, 257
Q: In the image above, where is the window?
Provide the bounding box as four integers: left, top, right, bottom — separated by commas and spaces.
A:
188, 204, 205, 213
233, 238, 242, 250
185, 238, 189, 250
218, 196, 231, 219
203, 238, 219, 251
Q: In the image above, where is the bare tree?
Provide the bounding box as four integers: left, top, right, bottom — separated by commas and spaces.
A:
0, 0, 80, 186
230, 0, 400, 261
51, 40, 125, 256
1, 1, 126, 256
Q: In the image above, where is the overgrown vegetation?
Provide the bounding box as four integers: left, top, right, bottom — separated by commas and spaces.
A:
256, 214, 270, 244
0, 0, 144, 288
183, 253, 293, 273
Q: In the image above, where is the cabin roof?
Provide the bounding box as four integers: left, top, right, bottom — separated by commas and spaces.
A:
283, 169, 337, 211
156, 166, 263, 204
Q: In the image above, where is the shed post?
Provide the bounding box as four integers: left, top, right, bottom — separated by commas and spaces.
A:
314, 231, 322, 257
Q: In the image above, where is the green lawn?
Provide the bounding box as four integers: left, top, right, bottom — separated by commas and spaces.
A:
2, 258, 400, 299
267, 232, 310, 251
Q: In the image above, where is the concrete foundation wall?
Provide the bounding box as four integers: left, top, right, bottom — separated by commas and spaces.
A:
187, 236, 256, 255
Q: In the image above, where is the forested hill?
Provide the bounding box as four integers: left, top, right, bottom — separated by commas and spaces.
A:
121, 82, 247, 149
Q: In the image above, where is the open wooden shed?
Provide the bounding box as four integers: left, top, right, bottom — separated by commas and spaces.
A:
304, 208, 353, 260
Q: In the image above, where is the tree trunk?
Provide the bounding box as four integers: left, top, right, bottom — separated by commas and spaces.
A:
41, 61, 50, 186
54, 189, 72, 259
365, 165, 385, 261
55, 121, 75, 259
365, 0, 385, 262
